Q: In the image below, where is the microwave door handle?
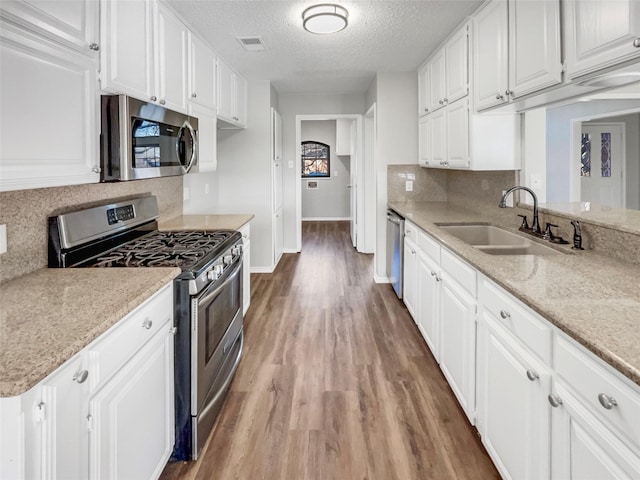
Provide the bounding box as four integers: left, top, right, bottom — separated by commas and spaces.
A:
177, 121, 197, 174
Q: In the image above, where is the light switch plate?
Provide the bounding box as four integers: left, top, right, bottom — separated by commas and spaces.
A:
0, 224, 6, 254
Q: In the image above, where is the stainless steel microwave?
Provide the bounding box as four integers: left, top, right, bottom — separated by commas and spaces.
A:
100, 95, 198, 182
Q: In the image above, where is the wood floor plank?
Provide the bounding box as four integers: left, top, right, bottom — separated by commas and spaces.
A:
160, 221, 499, 480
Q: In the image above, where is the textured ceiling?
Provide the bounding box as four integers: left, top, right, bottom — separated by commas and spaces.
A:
167, 0, 483, 95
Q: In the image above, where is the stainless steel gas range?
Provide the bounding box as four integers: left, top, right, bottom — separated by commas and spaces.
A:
48, 196, 243, 461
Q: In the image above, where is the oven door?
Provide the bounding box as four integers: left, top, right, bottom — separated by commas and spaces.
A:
190, 256, 243, 443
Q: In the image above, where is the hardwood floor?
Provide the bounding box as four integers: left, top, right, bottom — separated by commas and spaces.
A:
160, 221, 499, 480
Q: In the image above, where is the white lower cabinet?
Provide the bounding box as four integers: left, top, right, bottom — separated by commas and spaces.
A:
0, 282, 174, 480
239, 223, 251, 315
400, 221, 640, 480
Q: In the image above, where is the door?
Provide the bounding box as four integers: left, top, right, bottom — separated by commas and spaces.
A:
349, 120, 357, 247
417, 251, 440, 360
580, 124, 624, 208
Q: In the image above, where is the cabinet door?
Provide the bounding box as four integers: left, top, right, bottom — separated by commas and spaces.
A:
446, 99, 470, 169
428, 49, 446, 112
0, 22, 100, 192
417, 251, 440, 360
189, 102, 217, 172
418, 115, 432, 167
234, 73, 247, 127
478, 315, 551, 480
473, 0, 509, 110
430, 108, 447, 167
188, 32, 216, 110
445, 24, 469, 104
550, 383, 640, 480
41, 354, 90, 479
216, 57, 235, 122
273, 114, 283, 212
403, 236, 419, 320
156, 3, 187, 113
274, 208, 283, 266
89, 329, 174, 480
0, 0, 99, 54
243, 238, 251, 315
509, 0, 562, 98
564, 0, 640, 79
439, 277, 476, 423
418, 63, 431, 116
273, 108, 283, 163
100, 0, 154, 102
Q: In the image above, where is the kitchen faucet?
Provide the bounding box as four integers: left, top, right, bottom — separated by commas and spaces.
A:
499, 186, 542, 236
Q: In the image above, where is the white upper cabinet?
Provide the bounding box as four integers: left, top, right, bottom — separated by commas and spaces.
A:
156, 3, 188, 113
0, 0, 99, 55
189, 102, 217, 172
100, 0, 188, 113
418, 115, 431, 167
445, 25, 470, 104
418, 63, 430, 116
188, 32, 216, 110
428, 48, 447, 112
216, 57, 247, 128
0, 20, 100, 191
509, 0, 562, 97
563, 0, 640, 79
474, 0, 562, 110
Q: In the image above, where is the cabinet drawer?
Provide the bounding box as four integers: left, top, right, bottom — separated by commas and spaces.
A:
554, 333, 640, 449
417, 229, 440, 262
404, 220, 418, 242
88, 283, 173, 390
479, 277, 551, 364
441, 248, 476, 296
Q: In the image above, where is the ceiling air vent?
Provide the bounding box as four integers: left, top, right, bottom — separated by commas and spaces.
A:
236, 36, 265, 51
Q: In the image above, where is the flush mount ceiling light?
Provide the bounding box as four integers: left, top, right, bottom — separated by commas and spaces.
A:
302, 4, 348, 35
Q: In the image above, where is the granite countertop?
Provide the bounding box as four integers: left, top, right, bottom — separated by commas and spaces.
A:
0, 267, 180, 397
159, 213, 254, 231
389, 201, 640, 387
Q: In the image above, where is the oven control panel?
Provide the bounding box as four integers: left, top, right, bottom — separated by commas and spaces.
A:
107, 204, 136, 225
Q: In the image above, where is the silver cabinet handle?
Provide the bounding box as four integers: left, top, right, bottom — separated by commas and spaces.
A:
598, 393, 618, 410
192, 92, 197, 98
548, 394, 563, 408
160, 99, 166, 105
142, 319, 153, 329
89, 43, 99, 51
150, 96, 157, 102
526, 370, 539, 381
633, 38, 640, 48
500, 310, 511, 319
91, 166, 101, 173
73, 370, 89, 384
505, 89, 513, 96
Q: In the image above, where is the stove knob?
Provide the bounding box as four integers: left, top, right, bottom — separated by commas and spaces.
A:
232, 246, 242, 256
223, 255, 233, 265
207, 269, 218, 281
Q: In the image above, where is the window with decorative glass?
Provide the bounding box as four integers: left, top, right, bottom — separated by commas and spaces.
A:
301, 141, 330, 178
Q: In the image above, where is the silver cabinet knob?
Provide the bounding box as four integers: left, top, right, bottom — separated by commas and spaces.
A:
598, 393, 618, 409
495, 94, 504, 101
424, 107, 428, 112
89, 43, 99, 51
500, 310, 511, 319
192, 92, 197, 98
443, 98, 448, 104
91, 166, 101, 173
438, 99, 444, 105
73, 370, 89, 384
150, 96, 157, 102
142, 319, 153, 329
159, 99, 166, 105
505, 90, 513, 96
526, 370, 539, 381
548, 394, 563, 408
633, 38, 640, 48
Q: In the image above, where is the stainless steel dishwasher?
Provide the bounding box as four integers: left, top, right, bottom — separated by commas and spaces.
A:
386, 209, 404, 298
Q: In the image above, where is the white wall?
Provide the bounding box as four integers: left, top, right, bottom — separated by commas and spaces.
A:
301, 120, 351, 219
279, 93, 365, 251
372, 72, 418, 280
183, 170, 219, 213
216, 80, 274, 269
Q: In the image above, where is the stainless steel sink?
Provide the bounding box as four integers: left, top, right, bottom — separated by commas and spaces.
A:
436, 223, 562, 256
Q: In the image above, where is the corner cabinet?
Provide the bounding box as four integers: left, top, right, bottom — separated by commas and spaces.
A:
217, 57, 247, 128
563, 0, 640, 80
0, 16, 100, 192
0, 283, 175, 480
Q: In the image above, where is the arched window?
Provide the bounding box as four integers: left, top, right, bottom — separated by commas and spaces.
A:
301, 141, 330, 178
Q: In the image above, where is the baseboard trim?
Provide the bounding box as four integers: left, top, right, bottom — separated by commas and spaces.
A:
283, 248, 298, 254
374, 275, 390, 284
302, 217, 351, 222
250, 265, 276, 274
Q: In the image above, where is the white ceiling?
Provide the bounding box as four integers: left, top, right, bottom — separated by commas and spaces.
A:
167, 0, 483, 95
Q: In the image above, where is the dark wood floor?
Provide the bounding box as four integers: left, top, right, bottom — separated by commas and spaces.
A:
160, 221, 499, 480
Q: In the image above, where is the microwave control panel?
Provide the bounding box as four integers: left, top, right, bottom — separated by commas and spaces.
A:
107, 204, 136, 225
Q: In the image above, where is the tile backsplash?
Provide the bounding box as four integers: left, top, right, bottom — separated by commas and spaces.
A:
0, 177, 183, 282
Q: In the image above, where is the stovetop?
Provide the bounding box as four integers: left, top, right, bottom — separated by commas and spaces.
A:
77, 230, 238, 270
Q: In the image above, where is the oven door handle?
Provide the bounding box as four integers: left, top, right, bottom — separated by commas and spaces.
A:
177, 120, 198, 174
198, 258, 242, 306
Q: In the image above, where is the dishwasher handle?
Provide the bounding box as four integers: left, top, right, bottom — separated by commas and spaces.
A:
387, 213, 403, 225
